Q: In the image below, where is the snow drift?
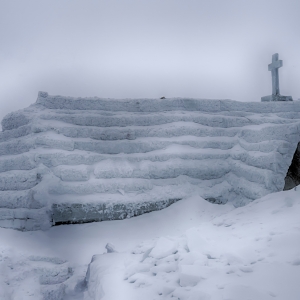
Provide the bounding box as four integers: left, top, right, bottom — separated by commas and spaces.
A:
84, 189, 300, 300
1, 91, 300, 230
2, 189, 300, 300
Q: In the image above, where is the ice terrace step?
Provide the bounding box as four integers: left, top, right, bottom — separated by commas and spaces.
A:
34, 120, 241, 139
48, 176, 227, 195
92, 159, 228, 180
0, 138, 33, 156
0, 169, 41, 191
0, 189, 44, 209
0, 154, 37, 172
0, 135, 237, 156
0, 124, 32, 142
34, 93, 300, 113
34, 146, 281, 172
34, 146, 230, 166
39, 110, 292, 128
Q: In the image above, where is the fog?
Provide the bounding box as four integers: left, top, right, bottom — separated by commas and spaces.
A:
1, 0, 300, 126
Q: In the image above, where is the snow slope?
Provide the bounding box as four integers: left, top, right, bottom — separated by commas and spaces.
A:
0, 188, 299, 299
1, 91, 300, 230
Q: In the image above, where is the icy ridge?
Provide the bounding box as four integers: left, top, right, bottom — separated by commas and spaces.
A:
0, 92, 300, 230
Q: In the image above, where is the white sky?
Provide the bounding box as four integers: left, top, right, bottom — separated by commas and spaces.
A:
1, 0, 300, 125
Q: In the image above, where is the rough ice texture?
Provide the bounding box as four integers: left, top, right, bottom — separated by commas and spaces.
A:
1, 91, 300, 230
0, 251, 73, 300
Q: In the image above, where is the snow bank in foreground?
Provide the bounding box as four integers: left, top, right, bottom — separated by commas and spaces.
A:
0, 188, 299, 299
84, 189, 300, 300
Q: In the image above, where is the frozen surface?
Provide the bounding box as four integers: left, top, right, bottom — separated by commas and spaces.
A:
0, 189, 299, 299
1, 92, 300, 229
84, 189, 300, 300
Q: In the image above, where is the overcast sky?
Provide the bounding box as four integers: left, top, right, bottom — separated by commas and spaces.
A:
1, 0, 300, 126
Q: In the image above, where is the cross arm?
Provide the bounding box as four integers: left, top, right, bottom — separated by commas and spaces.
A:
268, 60, 283, 71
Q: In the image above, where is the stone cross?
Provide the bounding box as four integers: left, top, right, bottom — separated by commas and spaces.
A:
261, 53, 293, 102
268, 53, 282, 96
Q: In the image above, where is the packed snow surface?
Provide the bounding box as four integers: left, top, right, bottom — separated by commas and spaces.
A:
1, 188, 300, 299
1, 92, 300, 230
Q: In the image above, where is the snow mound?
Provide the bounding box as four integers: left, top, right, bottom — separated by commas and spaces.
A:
85, 188, 300, 300
1, 91, 300, 230
149, 237, 178, 259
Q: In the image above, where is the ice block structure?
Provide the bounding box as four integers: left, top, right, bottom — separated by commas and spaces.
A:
1, 91, 300, 230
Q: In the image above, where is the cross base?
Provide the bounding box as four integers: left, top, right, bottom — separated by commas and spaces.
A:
261, 94, 293, 102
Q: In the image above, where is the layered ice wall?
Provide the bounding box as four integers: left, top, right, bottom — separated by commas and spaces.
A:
1, 91, 300, 231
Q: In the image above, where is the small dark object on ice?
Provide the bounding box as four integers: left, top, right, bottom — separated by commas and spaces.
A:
160, 96, 166, 99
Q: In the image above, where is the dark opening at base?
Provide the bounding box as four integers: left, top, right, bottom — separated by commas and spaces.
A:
284, 142, 300, 190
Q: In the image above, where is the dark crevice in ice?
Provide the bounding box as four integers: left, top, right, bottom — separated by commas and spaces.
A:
205, 197, 227, 205
284, 142, 300, 190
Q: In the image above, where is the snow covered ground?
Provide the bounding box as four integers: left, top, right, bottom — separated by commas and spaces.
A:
1, 187, 299, 300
